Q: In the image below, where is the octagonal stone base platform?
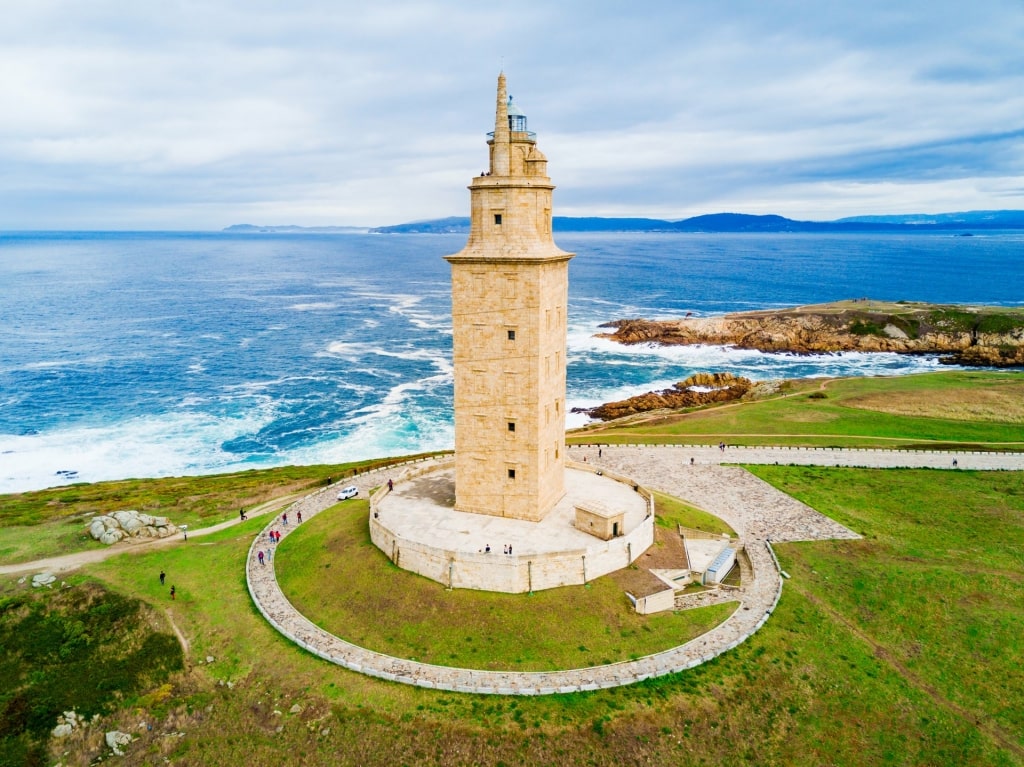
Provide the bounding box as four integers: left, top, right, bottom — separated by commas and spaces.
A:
369, 459, 653, 593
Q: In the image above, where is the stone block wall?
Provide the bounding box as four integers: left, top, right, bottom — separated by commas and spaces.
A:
368, 508, 654, 594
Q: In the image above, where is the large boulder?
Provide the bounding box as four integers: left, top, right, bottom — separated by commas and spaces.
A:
89, 517, 113, 540
88, 510, 178, 545
112, 510, 145, 534
100, 529, 126, 545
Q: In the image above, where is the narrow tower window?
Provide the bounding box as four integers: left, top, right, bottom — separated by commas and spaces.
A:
507, 468, 516, 479
507, 329, 516, 341
507, 421, 516, 432
494, 213, 502, 225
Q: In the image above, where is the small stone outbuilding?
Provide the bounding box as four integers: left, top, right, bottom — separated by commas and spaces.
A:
574, 501, 624, 540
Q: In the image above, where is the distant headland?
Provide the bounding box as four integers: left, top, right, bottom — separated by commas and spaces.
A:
225, 210, 1024, 234
599, 299, 1024, 368
578, 299, 1024, 420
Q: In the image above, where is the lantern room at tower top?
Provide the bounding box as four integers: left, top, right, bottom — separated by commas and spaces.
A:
491, 94, 535, 139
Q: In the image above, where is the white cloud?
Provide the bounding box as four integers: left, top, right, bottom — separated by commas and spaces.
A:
1, 0, 1023, 228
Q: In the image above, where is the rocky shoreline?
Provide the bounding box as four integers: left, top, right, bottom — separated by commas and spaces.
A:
597, 299, 1024, 368
574, 372, 769, 421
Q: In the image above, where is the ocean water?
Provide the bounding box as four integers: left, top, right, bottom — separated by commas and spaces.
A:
1, 230, 1021, 493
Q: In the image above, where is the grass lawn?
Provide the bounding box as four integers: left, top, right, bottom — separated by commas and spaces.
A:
569, 371, 1024, 449
0, 457, 437, 565
2, 464, 1022, 764
275, 499, 735, 671
748, 465, 1024, 752
652, 490, 735, 536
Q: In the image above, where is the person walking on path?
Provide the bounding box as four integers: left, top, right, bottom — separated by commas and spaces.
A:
170, 585, 176, 600
258, 550, 265, 566
296, 510, 302, 524
239, 508, 247, 521
282, 512, 289, 526
388, 478, 393, 492
159, 570, 165, 586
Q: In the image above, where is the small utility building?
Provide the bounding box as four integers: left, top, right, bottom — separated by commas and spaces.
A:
575, 501, 624, 540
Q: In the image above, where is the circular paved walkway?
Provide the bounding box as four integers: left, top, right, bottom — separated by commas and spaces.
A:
246, 446, 1023, 695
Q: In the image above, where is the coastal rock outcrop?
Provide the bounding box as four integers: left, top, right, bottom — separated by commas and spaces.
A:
88, 511, 178, 545
578, 372, 754, 421
597, 300, 1024, 367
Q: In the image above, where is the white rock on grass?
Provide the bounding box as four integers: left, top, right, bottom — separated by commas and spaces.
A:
87, 510, 178, 545
32, 572, 57, 588
52, 710, 81, 738
105, 730, 133, 756
100, 529, 126, 545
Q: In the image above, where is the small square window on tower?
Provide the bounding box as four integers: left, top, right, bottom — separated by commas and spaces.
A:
507, 468, 516, 479
507, 421, 516, 432
507, 329, 516, 341
494, 213, 502, 225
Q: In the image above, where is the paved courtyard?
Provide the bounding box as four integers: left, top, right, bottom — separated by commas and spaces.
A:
376, 464, 648, 558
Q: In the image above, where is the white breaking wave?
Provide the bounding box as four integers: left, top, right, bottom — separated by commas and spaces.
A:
0, 408, 279, 495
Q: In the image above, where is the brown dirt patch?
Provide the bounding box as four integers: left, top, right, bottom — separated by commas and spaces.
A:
844, 384, 1024, 423
610, 526, 688, 597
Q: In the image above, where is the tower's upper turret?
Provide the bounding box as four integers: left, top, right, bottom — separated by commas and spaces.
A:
450, 73, 566, 257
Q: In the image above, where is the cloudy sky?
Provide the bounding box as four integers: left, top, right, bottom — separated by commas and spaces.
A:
2, 1, 1023, 229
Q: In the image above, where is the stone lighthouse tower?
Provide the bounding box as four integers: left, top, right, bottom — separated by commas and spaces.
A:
445, 74, 574, 522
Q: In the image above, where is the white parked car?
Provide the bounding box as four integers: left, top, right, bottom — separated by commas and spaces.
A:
337, 485, 359, 500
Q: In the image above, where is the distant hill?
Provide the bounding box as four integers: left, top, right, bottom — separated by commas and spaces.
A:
368, 210, 1024, 234
361, 217, 469, 234
226, 210, 1024, 235
835, 210, 1024, 226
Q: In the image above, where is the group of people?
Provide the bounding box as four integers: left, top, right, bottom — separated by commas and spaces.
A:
160, 570, 176, 600
255, 509, 309, 566
482, 544, 514, 555
279, 510, 303, 526
257, 526, 286, 566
